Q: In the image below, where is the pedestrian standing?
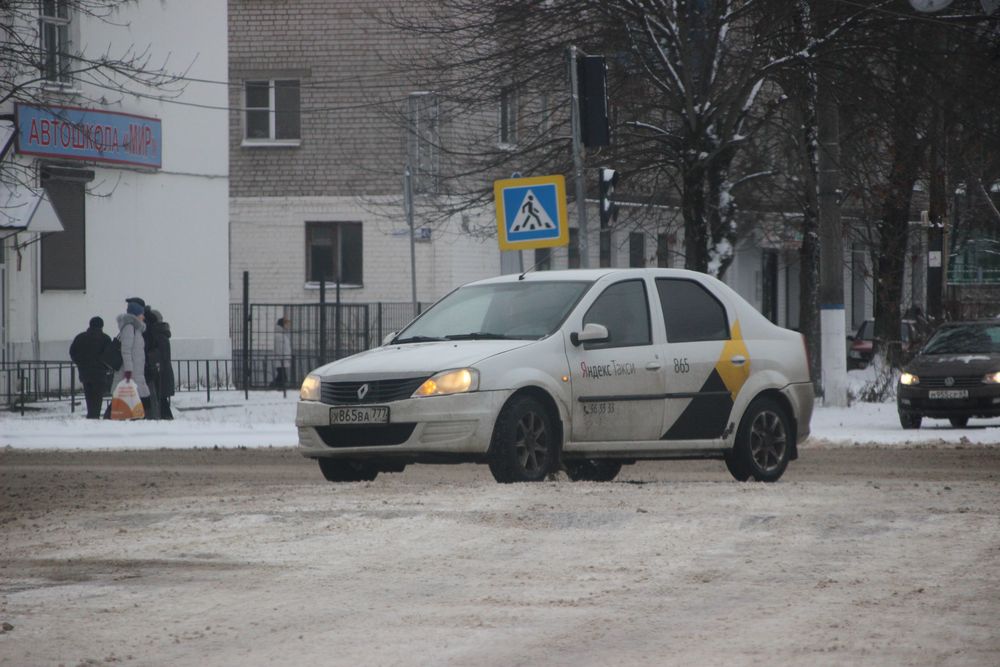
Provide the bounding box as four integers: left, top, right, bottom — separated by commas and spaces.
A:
69, 316, 112, 419
142, 307, 162, 419
271, 317, 292, 388
147, 308, 175, 419
106, 300, 150, 417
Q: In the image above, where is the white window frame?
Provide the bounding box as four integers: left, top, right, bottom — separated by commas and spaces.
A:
39, 0, 73, 87
499, 85, 518, 148
242, 79, 301, 147
407, 92, 440, 194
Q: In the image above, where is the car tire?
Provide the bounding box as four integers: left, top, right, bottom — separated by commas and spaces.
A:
317, 459, 379, 483
565, 459, 622, 482
948, 416, 969, 428
727, 397, 792, 483
488, 395, 559, 483
899, 412, 922, 430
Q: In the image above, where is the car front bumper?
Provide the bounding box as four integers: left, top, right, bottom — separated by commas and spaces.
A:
897, 384, 1000, 418
296, 390, 511, 461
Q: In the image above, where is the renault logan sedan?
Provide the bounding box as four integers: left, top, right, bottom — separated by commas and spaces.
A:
297, 269, 814, 484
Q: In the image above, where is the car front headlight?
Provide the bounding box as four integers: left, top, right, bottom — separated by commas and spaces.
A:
413, 368, 479, 397
300, 374, 322, 401
900, 372, 919, 386
984, 371, 1000, 385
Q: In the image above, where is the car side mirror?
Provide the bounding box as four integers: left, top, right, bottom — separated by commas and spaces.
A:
382, 331, 397, 346
571, 323, 609, 347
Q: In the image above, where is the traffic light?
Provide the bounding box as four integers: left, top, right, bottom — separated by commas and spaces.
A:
578, 56, 610, 148
599, 167, 619, 229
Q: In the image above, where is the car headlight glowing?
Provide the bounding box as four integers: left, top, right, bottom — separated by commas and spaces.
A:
899, 372, 919, 386
413, 368, 479, 397
984, 371, 1000, 385
300, 374, 322, 401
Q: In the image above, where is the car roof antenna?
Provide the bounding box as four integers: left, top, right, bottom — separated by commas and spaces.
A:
518, 248, 560, 281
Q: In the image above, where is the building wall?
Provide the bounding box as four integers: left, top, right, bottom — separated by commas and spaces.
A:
3, 0, 230, 361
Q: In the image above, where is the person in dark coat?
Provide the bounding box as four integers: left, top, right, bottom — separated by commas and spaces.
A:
144, 307, 175, 420
69, 316, 113, 419
142, 308, 162, 419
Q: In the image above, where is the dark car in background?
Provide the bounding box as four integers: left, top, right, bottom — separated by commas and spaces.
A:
848, 319, 916, 369
897, 321, 1000, 429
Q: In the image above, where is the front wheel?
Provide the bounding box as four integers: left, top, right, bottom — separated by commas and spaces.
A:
565, 459, 623, 482
317, 459, 379, 483
727, 397, 792, 483
488, 395, 559, 483
899, 411, 922, 430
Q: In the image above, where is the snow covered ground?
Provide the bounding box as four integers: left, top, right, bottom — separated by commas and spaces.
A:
1, 368, 998, 451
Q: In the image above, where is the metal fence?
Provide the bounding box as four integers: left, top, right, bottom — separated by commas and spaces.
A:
1, 359, 235, 412
2, 301, 430, 409
229, 301, 428, 389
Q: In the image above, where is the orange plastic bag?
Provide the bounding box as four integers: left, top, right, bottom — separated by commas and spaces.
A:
110, 379, 145, 420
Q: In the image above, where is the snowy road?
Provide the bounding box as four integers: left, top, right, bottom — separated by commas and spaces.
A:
2, 447, 998, 666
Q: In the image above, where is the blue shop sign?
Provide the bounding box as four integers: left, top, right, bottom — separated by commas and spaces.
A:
15, 103, 162, 169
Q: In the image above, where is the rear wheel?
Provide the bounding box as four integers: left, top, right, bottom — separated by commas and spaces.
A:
317, 459, 379, 483
488, 395, 559, 483
727, 397, 791, 482
899, 411, 922, 430
948, 416, 969, 428
565, 459, 622, 482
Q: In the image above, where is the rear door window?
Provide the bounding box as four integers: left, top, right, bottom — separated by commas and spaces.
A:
656, 279, 730, 342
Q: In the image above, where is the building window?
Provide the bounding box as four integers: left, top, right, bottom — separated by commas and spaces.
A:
657, 233, 670, 267
534, 247, 552, 271
499, 85, 518, 147
40, 0, 71, 84
244, 80, 300, 142
407, 92, 440, 194
568, 228, 580, 268
305, 222, 362, 285
41, 176, 85, 290
629, 232, 645, 267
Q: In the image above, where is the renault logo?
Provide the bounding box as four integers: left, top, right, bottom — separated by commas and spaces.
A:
944, 377, 955, 387
357, 384, 370, 400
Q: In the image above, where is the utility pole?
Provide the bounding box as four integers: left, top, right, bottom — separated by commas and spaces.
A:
404, 164, 417, 312
817, 62, 847, 406
567, 45, 589, 268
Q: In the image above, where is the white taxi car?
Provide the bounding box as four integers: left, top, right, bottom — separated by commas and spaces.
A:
297, 269, 813, 483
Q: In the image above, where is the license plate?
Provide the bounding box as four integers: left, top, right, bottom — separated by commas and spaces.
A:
329, 406, 389, 424
928, 390, 968, 399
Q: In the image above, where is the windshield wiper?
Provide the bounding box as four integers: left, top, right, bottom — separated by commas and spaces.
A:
392, 335, 445, 344
444, 332, 518, 340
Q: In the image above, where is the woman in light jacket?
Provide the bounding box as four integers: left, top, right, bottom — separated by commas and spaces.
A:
110, 301, 150, 411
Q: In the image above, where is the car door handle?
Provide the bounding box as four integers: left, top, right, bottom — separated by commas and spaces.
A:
645, 361, 662, 370
730, 355, 746, 366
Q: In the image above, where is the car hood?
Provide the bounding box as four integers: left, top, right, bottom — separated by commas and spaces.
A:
311, 339, 535, 379
905, 354, 1000, 376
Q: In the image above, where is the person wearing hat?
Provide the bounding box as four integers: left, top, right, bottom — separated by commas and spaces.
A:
106, 299, 151, 416
69, 316, 113, 418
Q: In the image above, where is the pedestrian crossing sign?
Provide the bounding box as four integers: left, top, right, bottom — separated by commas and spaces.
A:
494, 174, 569, 251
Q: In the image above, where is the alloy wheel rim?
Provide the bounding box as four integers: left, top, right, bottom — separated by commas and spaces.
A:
515, 411, 548, 472
749, 410, 787, 473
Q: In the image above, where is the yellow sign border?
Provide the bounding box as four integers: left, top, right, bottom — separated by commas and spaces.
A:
494, 174, 569, 251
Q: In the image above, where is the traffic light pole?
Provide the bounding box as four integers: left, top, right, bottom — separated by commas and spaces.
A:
568, 45, 589, 268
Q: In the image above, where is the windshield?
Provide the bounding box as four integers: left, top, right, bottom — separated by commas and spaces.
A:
922, 324, 1000, 355
394, 280, 592, 343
